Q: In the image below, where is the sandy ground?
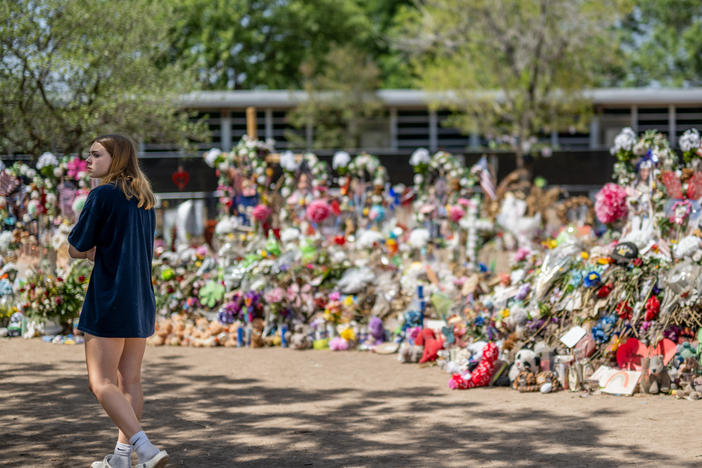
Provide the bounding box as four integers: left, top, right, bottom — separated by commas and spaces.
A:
1, 338, 701, 468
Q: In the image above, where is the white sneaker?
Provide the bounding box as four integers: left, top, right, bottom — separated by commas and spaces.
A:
90, 455, 114, 468
135, 450, 169, 468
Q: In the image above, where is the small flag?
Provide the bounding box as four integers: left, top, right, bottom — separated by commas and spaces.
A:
472, 156, 496, 200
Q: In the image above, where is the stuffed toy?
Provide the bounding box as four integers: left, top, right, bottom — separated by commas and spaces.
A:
290, 324, 313, 350
675, 376, 702, 400
509, 348, 539, 382
250, 318, 265, 348
398, 341, 423, 363
449, 342, 499, 389
367, 316, 385, 345
414, 328, 444, 363
640, 355, 671, 394
513, 370, 560, 393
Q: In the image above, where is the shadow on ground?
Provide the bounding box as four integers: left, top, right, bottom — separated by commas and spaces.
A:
0, 352, 692, 468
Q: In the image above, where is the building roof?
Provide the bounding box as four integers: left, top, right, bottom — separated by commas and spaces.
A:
180, 88, 702, 109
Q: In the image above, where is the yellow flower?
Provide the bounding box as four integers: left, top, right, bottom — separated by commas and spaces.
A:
363, 207, 369, 216
597, 257, 612, 265
323, 310, 332, 321
260, 250, 268, 258
580, 251, 589, 260
343, 296, 354, 307
340, 327, 356, 342
502, 308, 510, 318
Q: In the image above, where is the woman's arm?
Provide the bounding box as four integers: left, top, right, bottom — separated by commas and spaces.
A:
68, 244, 96, 261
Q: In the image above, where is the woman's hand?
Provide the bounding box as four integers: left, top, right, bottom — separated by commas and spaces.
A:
86, 247, 96, 261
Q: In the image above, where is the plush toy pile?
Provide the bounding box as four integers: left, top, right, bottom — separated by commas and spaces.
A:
3, 128, 702, 399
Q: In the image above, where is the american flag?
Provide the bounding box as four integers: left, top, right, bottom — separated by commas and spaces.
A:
472, 156, 496, 200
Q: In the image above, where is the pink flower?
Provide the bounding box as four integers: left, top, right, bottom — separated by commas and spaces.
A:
449, 205, 465, 222
514, 247, 531, 263
329, 291, 341, 301
457, 198, 471, 207
264, 287, 285, 303
595, 183, 628, 224
66, 157, 87, 180
306, 199, 332, 223
329, 336, 349, 351
252, 204, 272, 222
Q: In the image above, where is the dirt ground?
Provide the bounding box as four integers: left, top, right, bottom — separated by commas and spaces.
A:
1, 338, 701, 468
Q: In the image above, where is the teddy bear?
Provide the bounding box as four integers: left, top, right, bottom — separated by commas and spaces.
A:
398, 341, 423, 363
676, 376, 702, 400
640, 355, 671, 394
250, 318, 265, 348
367, 316, 385, 345
290, 324, 313, 350
509, 348, 539, 383
513, 369, 561, 393
449, 342, 499, 389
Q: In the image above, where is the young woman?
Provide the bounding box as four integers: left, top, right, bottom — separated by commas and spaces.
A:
68, 135, 168, 468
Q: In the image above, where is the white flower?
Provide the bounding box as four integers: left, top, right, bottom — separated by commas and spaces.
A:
280, 151, 298, 172
679, 129, 701, 153
611, 127, 637, 154
280, 227, 300, 243
26, 168, 36, 178
215, 216, 238, 235
36, 152, 58, 169
633, 140, 648, 156
217, 161, 229, 172
413, 174, 423, 185
53, 167, 64, 178
72, 194, 87, 215
45, 193, 56, 206
281, 186, 291, 198
204, 148, 222, 168
357, 230, 384, 249
674, 235, 701, 259
0, 231, 13, 252
410, 148, 430, 166
409, 228, 430, 249
257, 176, 266, 185
333, 151, 350, 169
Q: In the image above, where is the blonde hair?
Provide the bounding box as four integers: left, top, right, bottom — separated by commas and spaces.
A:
92, 134, 155, 210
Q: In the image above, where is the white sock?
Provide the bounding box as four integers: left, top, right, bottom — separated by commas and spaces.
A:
129, 430, 159, 463
110, 442, 131, 468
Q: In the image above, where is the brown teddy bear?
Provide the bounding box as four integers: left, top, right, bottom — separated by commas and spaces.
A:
640, 355, 671, 394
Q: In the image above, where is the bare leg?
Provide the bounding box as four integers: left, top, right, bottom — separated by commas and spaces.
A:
84, 334, 142, 439
116, 338, 146, 444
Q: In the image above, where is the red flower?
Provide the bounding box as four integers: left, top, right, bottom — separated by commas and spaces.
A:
55, 297, 63, 305
333, 235, 346, 246
78, 275, 86, 283
616, 300, 632, 321
56, 277, 63, 282
597, 284, 613, 298
645, 295, 660, 321
632, 258, 643, 267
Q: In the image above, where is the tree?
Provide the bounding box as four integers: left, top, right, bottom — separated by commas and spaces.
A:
286, 45, 384, 150
0, 0, 208, 157
620, 0, 702, 86
393, 0, 630, 169
167, 0, 376, 90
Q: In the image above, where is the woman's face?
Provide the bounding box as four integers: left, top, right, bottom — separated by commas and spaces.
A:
86, 142, 112, 178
